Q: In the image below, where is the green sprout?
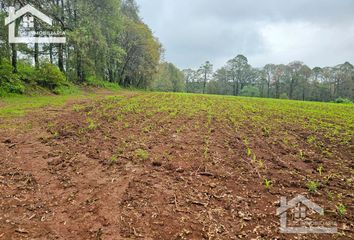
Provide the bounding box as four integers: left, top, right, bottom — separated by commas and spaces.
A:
109, 155, 118, 165
336, 203, 347, 216
307, 181, 320, 193
317, 165, 324, 176
87, 118, 96, 130
264, 179, 273, 189
135, 149, 150, 161
247, 148, 252, 157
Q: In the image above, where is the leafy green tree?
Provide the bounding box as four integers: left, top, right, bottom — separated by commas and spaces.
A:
226, 55, 252, 96
264, 64, 276, 98
198, 61, 213, 94
240, 86, 260, 97
151, 62, 185, 92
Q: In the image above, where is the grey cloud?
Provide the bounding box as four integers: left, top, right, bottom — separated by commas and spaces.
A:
137, 0, 354, 69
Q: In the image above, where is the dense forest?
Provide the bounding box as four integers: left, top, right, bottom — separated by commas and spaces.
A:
0, 0, 353, 102
0, 0, 163, 95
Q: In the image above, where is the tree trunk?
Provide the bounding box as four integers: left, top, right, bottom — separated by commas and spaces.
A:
289, 79, 295, 99
203, 72, 207, 94
58, 44, 64, 72
267, 74, 271, 98
11, 43, 17, 73
76, 48, 83, 82
236, 80, 240, 96
49, 44, 53, 64
34, 43, 39, 68
275, 79, 280, 98
34, 20, 39, 69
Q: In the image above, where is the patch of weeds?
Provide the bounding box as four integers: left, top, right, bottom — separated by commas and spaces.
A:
73, 104, 84, 112
142, 125, 153, 133
327, 191, 334, 201
336, 203, 347, 217
306, 181, 320, 193
307, 135, 317, 144
262, 127, 271, 137
135, 149, 149, 161
109, 155, 118, 165
87, 118, 96, 130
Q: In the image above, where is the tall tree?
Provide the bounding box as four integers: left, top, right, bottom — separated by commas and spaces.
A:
226, 55, 252, 96
198, 61, 213, 94
264, 64, 276, 98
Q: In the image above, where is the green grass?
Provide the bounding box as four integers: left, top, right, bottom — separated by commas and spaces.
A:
0, 94, 87, 118
85, 76, 121, 91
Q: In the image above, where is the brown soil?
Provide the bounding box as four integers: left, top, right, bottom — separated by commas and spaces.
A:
0, 92, 352, 240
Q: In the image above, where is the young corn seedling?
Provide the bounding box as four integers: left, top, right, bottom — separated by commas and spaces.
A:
327, 191, 334, 201
135, 149, 150, 161
317, 165, 324, 176
109, 155, 118, 165
299, 150, 305, 160
264, 179, 273, 190
247, 148, 252, 157
262, 127, 270, 137
258, 160, 265, 169
307, 181, 320, 193
87, 118, 96, 130
336, 203, 347, 217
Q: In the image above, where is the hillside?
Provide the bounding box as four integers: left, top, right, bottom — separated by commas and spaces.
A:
0, 91, 353, 239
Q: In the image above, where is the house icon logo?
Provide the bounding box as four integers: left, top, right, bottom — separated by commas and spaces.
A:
276, 195, 337, 234
4, 4, 66, 44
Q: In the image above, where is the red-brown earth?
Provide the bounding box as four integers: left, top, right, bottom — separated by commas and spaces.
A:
0, 91, 352, 239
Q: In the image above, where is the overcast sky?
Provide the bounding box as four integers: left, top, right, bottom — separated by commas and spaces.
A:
136, 0, 354, 70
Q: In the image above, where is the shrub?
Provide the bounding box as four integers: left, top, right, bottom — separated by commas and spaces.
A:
279, 93, 289, 99
18, 61, 37, 84
0, 60, 25, 95
35, 63, 67, 91
334, 98, 352, 104
240, 86, 260, 97
53, 84, 81, 95
85, 76, 120, 90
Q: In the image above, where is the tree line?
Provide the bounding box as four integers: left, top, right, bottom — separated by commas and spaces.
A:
0, 0, 353, 102
182, 55, 354, 102
0, 0, 162, 92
